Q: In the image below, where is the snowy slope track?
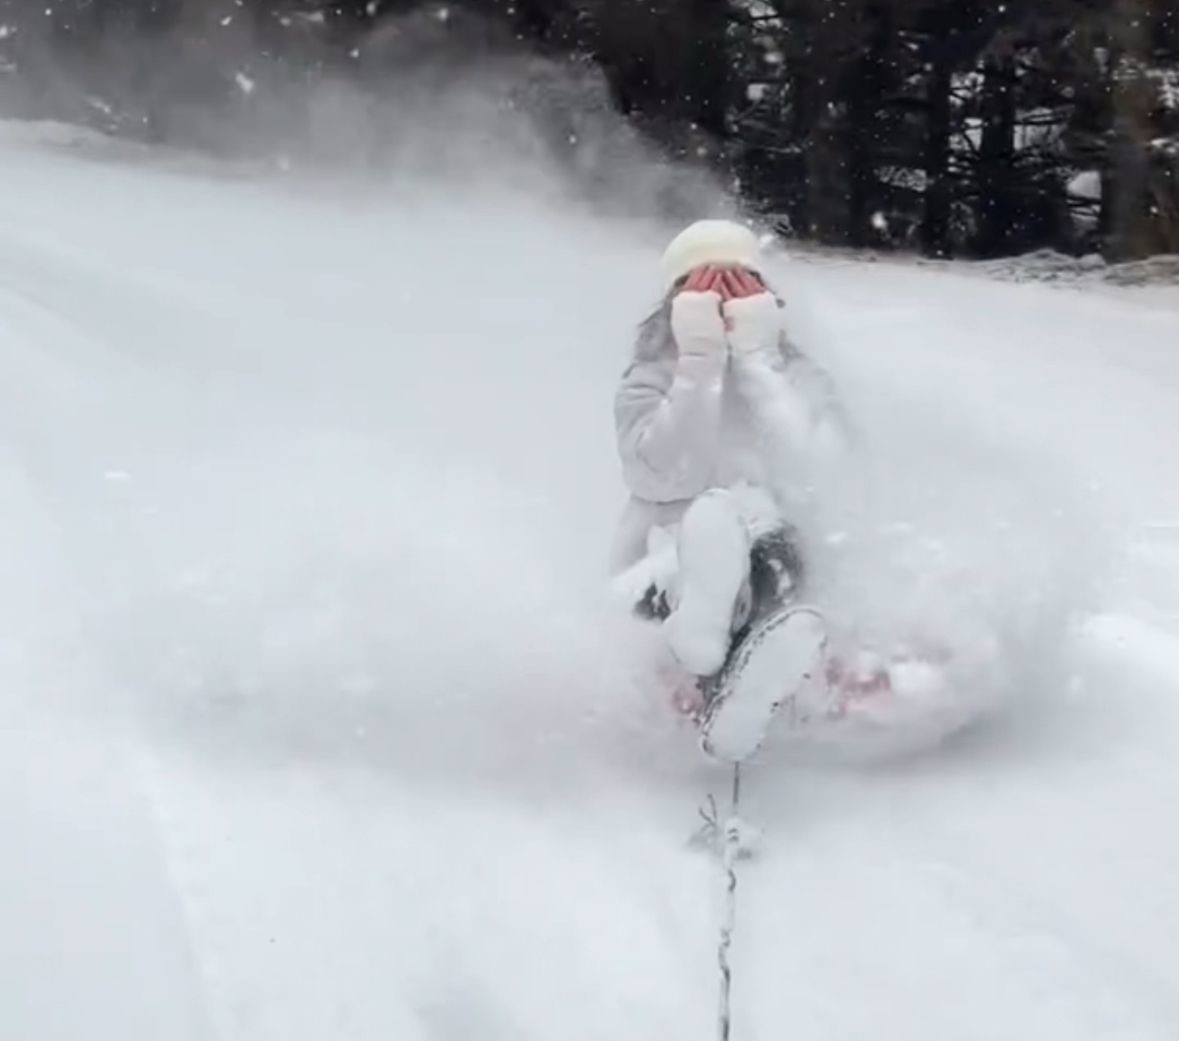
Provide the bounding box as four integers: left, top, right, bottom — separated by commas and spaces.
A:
3, 122, 1179, 1040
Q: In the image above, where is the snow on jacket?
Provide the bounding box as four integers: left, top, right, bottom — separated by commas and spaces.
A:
611, 289, 848, 572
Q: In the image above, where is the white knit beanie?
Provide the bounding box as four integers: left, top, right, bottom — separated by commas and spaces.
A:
661, 219, 762, 290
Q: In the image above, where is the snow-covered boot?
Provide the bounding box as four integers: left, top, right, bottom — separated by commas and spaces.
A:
666, 491, 752, 677
699, 606, 828, 763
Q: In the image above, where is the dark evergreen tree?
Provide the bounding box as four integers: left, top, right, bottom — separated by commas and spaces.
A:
1, 0, 1175, 258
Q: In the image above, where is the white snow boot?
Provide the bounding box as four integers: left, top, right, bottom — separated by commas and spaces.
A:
700, 606, 828, 763
665, 491, 752, 677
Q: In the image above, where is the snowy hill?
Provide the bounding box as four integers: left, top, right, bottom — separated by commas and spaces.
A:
3, 121, 1179, 1041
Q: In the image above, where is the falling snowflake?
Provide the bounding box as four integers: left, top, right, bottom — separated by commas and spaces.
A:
1155, 68, 1179, 110
234, 71, 255, 95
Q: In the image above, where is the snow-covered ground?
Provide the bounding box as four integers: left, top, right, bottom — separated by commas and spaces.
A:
3, 120, 1179, 1041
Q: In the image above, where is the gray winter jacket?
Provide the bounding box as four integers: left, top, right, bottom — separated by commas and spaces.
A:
611, 289, 847, 572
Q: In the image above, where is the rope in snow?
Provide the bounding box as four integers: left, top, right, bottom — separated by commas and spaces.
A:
716, 763, 742, 1041
694, 763, 760, 1038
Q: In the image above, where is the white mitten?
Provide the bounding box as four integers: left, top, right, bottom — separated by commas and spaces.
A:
723, 293, 782, 358
670, 290, 727, 358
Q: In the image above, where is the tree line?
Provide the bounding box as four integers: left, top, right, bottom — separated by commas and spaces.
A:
2, 0, 1177, 260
